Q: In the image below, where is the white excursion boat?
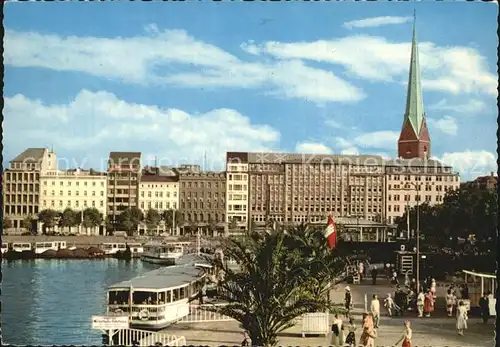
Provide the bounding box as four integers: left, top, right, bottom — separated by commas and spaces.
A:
141, 243, 184, 265
105, 253, 215, 330
1, 243, 9, 254
101, 243, 127, 255
127, 243, 144, 257
11, 242, 33, 253
34, 241, 67, 254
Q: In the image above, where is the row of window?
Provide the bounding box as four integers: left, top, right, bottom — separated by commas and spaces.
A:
4, 172, 40, 181
388, 175, 457, 181
228, 184, 247, 191
3, 205, 39, 215
139, 201, 177, 210
228, 174, 247, 181
180, 201, 224, 210
4, 195, 38, 204
140, 191, 178, 198
43, 190, 105, 197
228, 204, 247, 212
43, 180, 106, 187
180, 191, 221, 198
42, 200, 105, 209
181, 181, 223, 189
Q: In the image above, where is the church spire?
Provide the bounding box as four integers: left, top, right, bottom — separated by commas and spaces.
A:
403, 11, 425, 137
397, 11, 431, 160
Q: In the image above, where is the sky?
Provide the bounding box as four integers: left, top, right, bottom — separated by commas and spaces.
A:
4, 2, 498, 180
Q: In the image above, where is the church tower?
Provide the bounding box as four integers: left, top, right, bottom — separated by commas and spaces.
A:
397, 14, 431, 160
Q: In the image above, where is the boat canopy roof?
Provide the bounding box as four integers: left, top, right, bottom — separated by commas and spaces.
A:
108, 254, 213, 291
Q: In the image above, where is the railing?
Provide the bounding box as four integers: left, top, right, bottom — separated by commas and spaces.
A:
114, 328, 186, 346
177, 303, 233, 323
300, 312, 330, 337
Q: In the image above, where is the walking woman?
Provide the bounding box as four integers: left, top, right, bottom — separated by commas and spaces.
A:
423, 289, 435, 317
456, 301, 468, 336
345, 317, 357, 347
330, 314, 344, 347
359, 313, 377, 347
394, 320, 412, 347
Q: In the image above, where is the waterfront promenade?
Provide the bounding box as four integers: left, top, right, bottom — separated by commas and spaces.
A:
2, 235, 175, 248
162, 282, 495, 346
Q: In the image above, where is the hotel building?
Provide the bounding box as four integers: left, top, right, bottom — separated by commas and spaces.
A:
3, 148, 57, 229
138, 170, 180, 212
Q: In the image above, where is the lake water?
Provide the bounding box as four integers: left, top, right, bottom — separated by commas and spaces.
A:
2, 259, 160, 345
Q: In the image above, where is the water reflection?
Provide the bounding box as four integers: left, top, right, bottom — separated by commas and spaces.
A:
2, 259, 159, 345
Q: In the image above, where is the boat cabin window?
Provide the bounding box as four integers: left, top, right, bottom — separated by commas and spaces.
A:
2, 244, 8, 249
133, 291, 158, 305
172, 288, 179, 301
165, 290, 172, 303
108, 290, 129, 305
102, 244, 114, 250
118, 244, 127, 250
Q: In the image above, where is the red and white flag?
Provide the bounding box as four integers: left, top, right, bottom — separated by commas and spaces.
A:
324, 215, 337, 249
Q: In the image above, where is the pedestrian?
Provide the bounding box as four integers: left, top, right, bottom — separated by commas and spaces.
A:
391, 270, 399, 287
384, 293, 395, 317
371, 268, 378, 285
345, 317, 357, 347
393, 320, 412, 347
456, 301, 468, 336
416, 290, 424, 318
462, 283, 469, 299
344, 286, 352, 318
359, 313, 377, 347
241, 331, 252, 346
359, 262, 364, 281
445, 289, 456, 317
330, 313, 344, 347
479, 292, 490, 324
370, 294, 380, 328
404, 271, 410, 288
430, 278, 437, 298
423, 289, 434, 317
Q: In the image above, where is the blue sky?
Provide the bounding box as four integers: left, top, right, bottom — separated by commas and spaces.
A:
4, 2, 498, 180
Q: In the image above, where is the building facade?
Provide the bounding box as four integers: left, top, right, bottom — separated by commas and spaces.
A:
138, 176, 179, 212
3, 148, 57, 229
384, 159, 460, 225
225, 153, 249, 228
226, 152, 387, 228
39, 168, 108, 215
178, 168, 226, 235
107, 152, 142, 221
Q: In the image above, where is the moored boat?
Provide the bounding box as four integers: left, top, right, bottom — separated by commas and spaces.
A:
141, 243, 184, 266
127, 242, 144, 258
1, 243, 9, 254
101, 243, 127, 255
34, 241, 67, 254
105, 253, 215, 330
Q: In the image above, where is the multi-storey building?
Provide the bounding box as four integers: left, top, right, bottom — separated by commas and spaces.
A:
178, 166, 226, 236
107, 152, 141, 221
138, 175, 179, 212
225, 153, 249, 228
3, 148, 57, 229
39, 168, 108, 214
384, 159, 460, 225
227, 152, 386, 228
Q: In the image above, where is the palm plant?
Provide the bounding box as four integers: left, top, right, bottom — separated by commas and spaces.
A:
206, 228, 345, 347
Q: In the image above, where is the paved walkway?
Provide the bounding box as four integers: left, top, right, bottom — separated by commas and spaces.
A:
162, 282, 495, 346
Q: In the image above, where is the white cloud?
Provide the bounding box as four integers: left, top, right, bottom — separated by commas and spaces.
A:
427, 115, 458, 135
295, 142, 333, 154
335, 137, 353, 148
4, 28, 364, 104
429, 98, 487, 114
241, 36, 497, 96
343, 16, 412, 30
341, 147, 360, 155
325, 119, 342, 128
353, 131, 400, 149
3, 90, 281, 170
436, 150, 497, 179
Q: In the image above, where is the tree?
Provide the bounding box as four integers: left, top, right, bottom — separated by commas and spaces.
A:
117, 207, 143, 236
145, 209, 162, 233
162, 209, 183, 234
188, 220, 198, 236
38, 209, 60, 234
207, 228, 344, 347
82, 208, 104, 235
21, 215, 35, 232
229, 217, 238, 232
105, 216, 115, 236
3, 218, 13, 230
208, 219, 218, 237
59, 208, 79, 234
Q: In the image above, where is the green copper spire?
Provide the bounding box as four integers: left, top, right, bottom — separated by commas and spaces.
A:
403, 12, 425, 137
